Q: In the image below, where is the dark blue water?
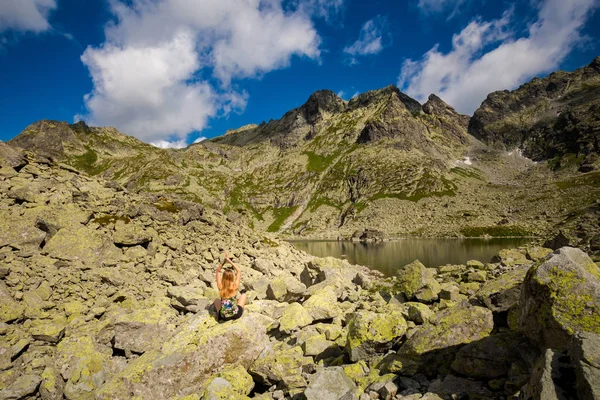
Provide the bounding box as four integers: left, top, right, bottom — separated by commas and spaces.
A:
289, 238, 532, 276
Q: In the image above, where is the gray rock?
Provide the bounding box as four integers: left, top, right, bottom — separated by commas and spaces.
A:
520, 349, 574, 400
519, 247, 600, 350
304, 367, 357, 400
0, 374, 42, 400
570, 332, 600, 400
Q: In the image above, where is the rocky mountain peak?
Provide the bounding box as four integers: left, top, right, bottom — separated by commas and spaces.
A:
299, 90, 346, 125
349, 85, 422, 114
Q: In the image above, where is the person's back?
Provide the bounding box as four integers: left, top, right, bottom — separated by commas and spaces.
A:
214, 251, 246, 321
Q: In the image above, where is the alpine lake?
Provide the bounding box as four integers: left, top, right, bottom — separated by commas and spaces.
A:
288, 237, 533, 276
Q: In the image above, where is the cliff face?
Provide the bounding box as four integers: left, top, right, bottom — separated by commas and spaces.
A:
469, 57, 600, 171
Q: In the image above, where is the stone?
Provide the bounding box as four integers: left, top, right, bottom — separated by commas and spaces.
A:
40, 365, 65, 400
475, 264, 529, 313
526, 246, 553, 262
347, 309, 407, 362
520, 349, 573, 400
35, 204, 91, 238
113, 220, 152, 246
466, 270, 487, 283
96, 314, 271, 400
157, 268, 186, 286
0, 374, 42, 400
167, 286, 211, 310
30, 319, 66, 343
199, 365, 254, 399
302, 334, 340, 359
427, 375, 493, 399
493, 248, 529, 267
304, 367, 357, 400
405, 302, 434, 325
450, 332, 539, 380
381, 303, 493, 376
35, 280, 52, 302
439, 283, 460, 301
519, 247, 600, 350
279, 303, 313, 334
266, 275, 306, 302
303, 286, 341, 321
113, 306, 175, 354
466, 260, 485, 270
396, 260, 441, 302
0, 211, 46, 251
44, 226, 122, 266
0, 282, 24, 322
250, 345, 313, 390
570, 331, 600, 400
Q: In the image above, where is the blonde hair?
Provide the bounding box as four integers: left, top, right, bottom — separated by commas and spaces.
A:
219, 270, 237, 298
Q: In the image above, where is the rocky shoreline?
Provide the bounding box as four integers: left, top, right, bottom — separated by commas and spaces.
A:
1, 145, 600, 400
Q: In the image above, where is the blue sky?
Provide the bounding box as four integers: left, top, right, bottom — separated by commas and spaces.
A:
1, 0, 599, 147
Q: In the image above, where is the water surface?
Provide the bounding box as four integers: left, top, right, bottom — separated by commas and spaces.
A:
289, 238, 532, 276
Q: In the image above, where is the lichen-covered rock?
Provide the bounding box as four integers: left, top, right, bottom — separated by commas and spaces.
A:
303, 286, 341, 321
249, 345, 313, 390
0, 210, 46, 250
40, 365, 65, 400
526, 246, 553, 262
450, 333, 539, 380
55, 335, 111, 399
302, 334, 340, 359
199, 365, 254, 400
35, 205, 91, 238
167, 286, 211, 313
346, 309, 407, 362
0, 282, 24, 323
493, 248, 530, 267
304, 367, 357, 400
30, 319, 66, 343
382, 303, 493, 376
475, 265, 529, 313
279, 303, 313, 334
520, 349, 572, 400
266, 275, 306, 302
112, 306, 175, 354
396, 260, 441, 302
405, 302, 434, 325
519, 247, 600, 350
44, 226, 122, 266
427, 375, 494, 400
0, 374, 42, 400
95, 314, 270, 400
112, 220, 152, 246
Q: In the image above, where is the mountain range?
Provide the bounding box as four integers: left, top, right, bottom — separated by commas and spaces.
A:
8, 57, 600, 258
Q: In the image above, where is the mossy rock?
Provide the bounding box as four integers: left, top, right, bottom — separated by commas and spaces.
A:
519, 247, 600, 350
346, 309, 407, 362
249, 345, 313, 390
279, 303, 313, 334
200, 365, 254, 399
382, 303, 493, 376
475, 265, 529, 313
303, 286, 341, 321
396, 260, 441, 302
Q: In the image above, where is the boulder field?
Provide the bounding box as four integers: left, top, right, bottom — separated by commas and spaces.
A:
1, 145, 599, 400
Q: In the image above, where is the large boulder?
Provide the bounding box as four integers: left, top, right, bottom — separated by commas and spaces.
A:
249, 345, 313, 390
112, 306, 175, 354
519, 349, 575, 400
381, 303, 493, 376
112, 220, 153, 246
266, 275, 306, 302
44, 226, 122, 266
303, 286, 342, 321
279, 303, 313, 334
519, 247, 600, 350
198, 365, 254, 400
0, 282, 24, 323
304, 367, 357, 400
396, 260, 441, 302
0, 210, 46, 251
570, 332, 600, 400
346, 309, 407, 362
95, 313, 271, 399
475, 265, 530, 313
450, 333, 539, 380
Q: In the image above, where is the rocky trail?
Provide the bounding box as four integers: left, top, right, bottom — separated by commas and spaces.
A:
1, 140, 600, 400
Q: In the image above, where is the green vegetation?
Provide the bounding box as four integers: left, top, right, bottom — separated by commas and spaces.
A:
70, 146, 111, 176
92, 215, 131, 225
153, 199, 180, 213
556, 171, 600, 189
459, 226, 532, 237
450, 167, 486, 181
267, 206, 298, 232
304, 151, 339, 173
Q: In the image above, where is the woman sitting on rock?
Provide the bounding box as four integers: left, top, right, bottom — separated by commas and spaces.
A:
214, 251, 246, 321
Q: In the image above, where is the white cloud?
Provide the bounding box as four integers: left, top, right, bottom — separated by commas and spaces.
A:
193, 136, 207, 144
418, 0, 466, 18
344, 16, 387, 60
399, 0, 599, 115
337, 90, 345, 99
0, 0, 56, 33
80, 0, 324, 144
150, 139, 188, 149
